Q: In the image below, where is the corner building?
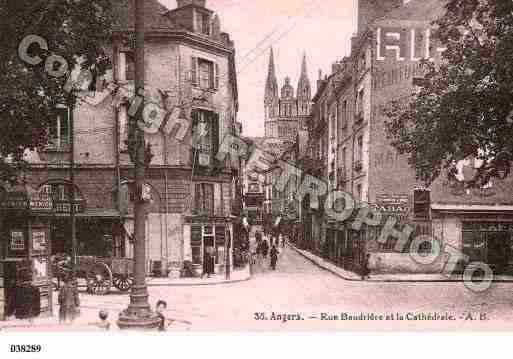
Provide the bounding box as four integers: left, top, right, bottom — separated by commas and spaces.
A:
14, 0, 241, 277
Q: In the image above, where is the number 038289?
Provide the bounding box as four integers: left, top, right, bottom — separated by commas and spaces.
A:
10, 345, 42, 353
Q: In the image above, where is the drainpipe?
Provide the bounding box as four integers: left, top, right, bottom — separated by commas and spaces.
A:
115, 105, 122, 257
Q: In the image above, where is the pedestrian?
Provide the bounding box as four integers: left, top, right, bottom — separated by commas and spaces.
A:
96, 310, 111, 330
270, 244, 279, 270
361, 253, 371, 280
279, 233, 285, 248
262, 239, 269, 259
203, 247, 215, 278
156, 300, 174, 331
58, 275, 80, 324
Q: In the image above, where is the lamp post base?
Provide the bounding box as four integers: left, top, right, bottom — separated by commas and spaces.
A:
117, 308, 161, 330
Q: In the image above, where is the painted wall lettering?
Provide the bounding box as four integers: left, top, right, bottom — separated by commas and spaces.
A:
376, 27, 446, 62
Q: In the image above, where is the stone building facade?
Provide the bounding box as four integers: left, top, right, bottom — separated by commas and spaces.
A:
20, 0, 241, 277
295, 0, 513, 277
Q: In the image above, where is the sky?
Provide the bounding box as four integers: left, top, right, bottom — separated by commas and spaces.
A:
159, 0, 356, 137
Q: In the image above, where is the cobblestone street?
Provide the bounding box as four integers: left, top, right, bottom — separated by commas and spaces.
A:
5, 244, 513, 331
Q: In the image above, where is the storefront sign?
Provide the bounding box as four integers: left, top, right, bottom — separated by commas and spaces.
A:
29, 199, 53, 211
10, 230, 25, 251
374, 194, 409, 214
0, 192, 53, 211
462, 222, 513, 232
54, 200, 85, 214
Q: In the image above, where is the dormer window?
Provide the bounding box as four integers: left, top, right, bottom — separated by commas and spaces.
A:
197, 11, 210, 35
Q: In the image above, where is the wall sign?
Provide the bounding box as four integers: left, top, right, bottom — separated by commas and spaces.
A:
373, 194, 410, 214
10, 230, 25, 251
376, 27, 446, 62
32, 230, 47, 252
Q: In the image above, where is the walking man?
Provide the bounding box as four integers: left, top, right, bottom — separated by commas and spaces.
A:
270, 244, 279, 270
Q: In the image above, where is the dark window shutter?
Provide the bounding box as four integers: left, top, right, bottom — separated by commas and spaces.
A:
214, 62, 219, 89
211, 113, 219, 166
191, 56, 198, 85
191, 110, 199, 166
413, 189, 430, 220
194, 183, 202, 214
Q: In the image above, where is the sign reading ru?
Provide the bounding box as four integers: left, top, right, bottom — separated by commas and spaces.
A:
376, 27, 446, 62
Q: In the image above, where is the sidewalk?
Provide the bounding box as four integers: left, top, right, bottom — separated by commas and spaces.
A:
146, 265, 251, 286
0, 266, 251, 331
289, 242, 513, 283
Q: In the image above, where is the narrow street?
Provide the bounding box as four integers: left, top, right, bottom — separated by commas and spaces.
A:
66, 244, 513, 331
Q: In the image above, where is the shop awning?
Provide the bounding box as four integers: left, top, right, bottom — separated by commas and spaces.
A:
431, 204, 513, 212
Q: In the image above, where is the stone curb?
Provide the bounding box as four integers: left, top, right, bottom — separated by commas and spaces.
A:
288, 243, 513, 283
145, 267, 251, 287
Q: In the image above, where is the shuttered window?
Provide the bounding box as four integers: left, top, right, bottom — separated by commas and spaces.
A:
190, 56, 219, 90
191, 109, 220, 168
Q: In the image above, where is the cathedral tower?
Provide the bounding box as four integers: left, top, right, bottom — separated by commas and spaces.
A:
264, 48, 279, 121
264, 50, 311, 139
297, 52, 311, 116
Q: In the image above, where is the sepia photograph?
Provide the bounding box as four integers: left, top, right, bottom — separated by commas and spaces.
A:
0, 0, 513, 353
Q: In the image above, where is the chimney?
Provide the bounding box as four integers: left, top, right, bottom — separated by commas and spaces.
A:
177, 0, 206, 8
357, 0, 403, 35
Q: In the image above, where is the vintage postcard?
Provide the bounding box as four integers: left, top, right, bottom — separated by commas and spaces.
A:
0, 0, 513, 341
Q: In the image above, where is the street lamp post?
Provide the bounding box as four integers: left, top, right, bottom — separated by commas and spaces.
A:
117, 0, 160, 330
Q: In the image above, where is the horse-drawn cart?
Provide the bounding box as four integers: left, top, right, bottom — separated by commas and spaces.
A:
53, 256, 134, 295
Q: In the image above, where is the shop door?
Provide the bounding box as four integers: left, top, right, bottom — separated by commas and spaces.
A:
487, 232, 509, 273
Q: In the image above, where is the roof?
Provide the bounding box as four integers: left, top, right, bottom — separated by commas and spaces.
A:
376, 0, 446, 23
112, 0, 177, 31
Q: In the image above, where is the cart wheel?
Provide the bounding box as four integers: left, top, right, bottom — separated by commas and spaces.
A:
86, 262, 112, 295
113, 274, 133, 292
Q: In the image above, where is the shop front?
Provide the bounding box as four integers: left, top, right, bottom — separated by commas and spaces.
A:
35, 181, 126, 259
0, 184, 53, 320
461, 221, 513, 274
184, 216, 233, 277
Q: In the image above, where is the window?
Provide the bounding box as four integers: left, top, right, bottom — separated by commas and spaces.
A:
191, 109, 219, 167
38, 183, 82, 201
48, 107, 70, 149
199, 12, 211, 35
413, 188, 431, 220
199, 58, 213, 89
194, 183, 214, 215
119, 51, 135, 81
340, 100, 348, 128
191, 57, 219, 90
119, 105, 129, 152
355, 135, 363, 165
356, 89, 364, 120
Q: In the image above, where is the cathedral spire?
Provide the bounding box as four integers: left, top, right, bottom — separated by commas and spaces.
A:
297, 52, 311, 102
300, 52, 308, 80
265, 48, 278, 104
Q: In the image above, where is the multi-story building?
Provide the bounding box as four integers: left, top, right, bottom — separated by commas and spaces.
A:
296, 0, 513, 277
14, 0, 240, 277
262, 50, 311, 217
242, 49, 312, 229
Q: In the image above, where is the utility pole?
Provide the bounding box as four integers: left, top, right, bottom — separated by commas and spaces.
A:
69, 105, 77, 286
118, 0, 160, 330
